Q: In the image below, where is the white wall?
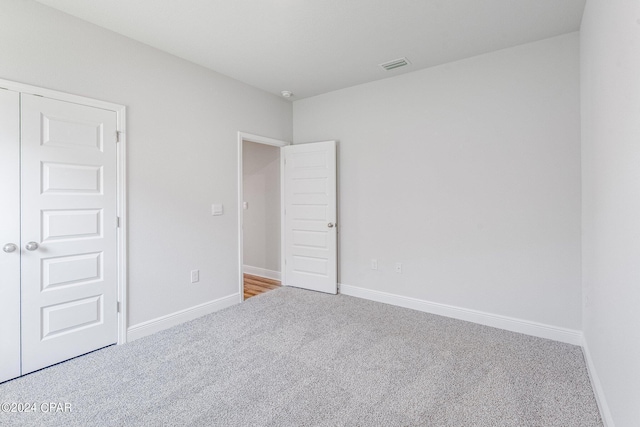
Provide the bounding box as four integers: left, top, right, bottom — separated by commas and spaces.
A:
294, 33, 582, 330
581, 0, 640, 425
242, 141, 281, 273
0, 0, 292, 326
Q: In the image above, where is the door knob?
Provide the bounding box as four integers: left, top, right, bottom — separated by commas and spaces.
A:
25, 242, 39, 251
327, 223, 335, 228
3, 243, 17, 253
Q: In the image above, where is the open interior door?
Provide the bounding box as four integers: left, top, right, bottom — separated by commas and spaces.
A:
282, 141, 337, 294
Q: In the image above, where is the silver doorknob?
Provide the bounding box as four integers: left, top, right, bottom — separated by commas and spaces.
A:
25, 242, 39, 251
327, 223, 335, 228
3, 243, 17, 253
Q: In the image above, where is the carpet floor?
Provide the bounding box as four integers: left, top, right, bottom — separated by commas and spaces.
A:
0, 287, 602, 426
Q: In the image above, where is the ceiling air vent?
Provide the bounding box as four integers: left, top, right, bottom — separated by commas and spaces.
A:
379, 57, 411, 71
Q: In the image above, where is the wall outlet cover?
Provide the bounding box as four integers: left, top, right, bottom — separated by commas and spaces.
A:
212, 204, 224, 216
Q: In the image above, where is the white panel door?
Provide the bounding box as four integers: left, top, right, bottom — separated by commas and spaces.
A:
282, 141, 337, 294
20, 94, 118, 374
0, 89, 21, 383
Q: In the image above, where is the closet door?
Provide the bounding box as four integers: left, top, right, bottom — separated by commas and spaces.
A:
20, 94, 119, 374
0, 89, 21, 383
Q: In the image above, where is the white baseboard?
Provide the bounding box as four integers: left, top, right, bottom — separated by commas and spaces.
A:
243, 265, 281, 281
339, 284, 583, 346
582, 339, 615, 427
127, 293, 240, 342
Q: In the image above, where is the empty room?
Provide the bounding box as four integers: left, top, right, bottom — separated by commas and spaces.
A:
0, 0, 638, 426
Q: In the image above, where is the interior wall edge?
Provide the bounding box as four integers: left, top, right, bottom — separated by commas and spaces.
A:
339, 283, 583, 346
582, 337, 615, 427
126, 293, 239, 342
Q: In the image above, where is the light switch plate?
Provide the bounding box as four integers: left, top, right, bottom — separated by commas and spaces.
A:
212, 204, 224, 216
191, 269, 200, 283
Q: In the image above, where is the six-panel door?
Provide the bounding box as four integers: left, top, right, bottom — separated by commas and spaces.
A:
20, 94, 119, 375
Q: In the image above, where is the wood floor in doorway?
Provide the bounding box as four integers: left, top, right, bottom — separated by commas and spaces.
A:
244, 274, 281, 300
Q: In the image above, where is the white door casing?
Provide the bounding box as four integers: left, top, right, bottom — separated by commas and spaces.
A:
0, 89, 21, 383
282, 141, 337, 294
20, 94, 119, 374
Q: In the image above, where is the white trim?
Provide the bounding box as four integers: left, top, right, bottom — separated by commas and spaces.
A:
115, 106, 127, 345
237, 132, 289, 303
582, 339, 615, 427
243, 265, 281, 281
280, 148, 287, 288
238, 132, 290, 148
339, 283, 583, 345
126, 294, 239, 341
0, 78, 124, 112
0, 77, 128, 346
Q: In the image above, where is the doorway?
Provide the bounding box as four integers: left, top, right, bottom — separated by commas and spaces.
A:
237, 132, 288, 301
237, 133, 339, 300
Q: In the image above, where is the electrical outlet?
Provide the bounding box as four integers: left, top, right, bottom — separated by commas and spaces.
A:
191, 269, 200, 283
371, 259, 378, 270
395, 262, 402, 274
211, 204, 223, 216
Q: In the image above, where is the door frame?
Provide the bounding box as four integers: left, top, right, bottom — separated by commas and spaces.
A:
0, 78, 128, 345
237, 132, 289, 302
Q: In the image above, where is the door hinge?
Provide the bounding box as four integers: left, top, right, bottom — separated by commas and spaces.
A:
117, 301, 121, 313
116, 131, 122, 143
116, 216, 120, 228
